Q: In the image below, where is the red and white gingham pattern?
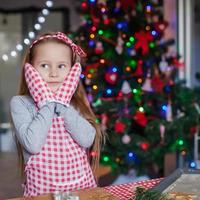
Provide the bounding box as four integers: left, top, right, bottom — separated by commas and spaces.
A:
30, 32, 87, 57
24, 63, 55, 108
24, 116, 96, 197
104, 178, 162, 200
24, 63, 81, 107
55, 63, 82, 107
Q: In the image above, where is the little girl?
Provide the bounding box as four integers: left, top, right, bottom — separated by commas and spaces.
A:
10, 32, 103, 197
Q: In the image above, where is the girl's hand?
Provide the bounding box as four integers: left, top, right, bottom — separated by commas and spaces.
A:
55, 62, 82, 107
24, 63, 55, 108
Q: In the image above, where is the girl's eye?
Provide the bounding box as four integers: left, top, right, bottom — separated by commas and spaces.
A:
58, 64, 66, 69
41, 64, 49, 68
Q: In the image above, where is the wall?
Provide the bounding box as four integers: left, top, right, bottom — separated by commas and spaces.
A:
0, 1, 81, 123
0, 14, 21, 122
0, 0, 81, 31
193, 0, 200, 87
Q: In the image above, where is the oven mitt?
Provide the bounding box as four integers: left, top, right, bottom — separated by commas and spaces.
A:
24, 63, 55, 108
55, 62, 82, 107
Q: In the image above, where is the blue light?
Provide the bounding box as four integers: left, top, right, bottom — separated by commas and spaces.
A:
128, 152, 134, 157
112, 67, 117, 72
127, 152, 136, 162
127, 48, 134, 55
117, 22, 123, 29
106, 89, 112, 94
162, 105, 167, 111
114, 7, 120, 13
151, 30, 157, 36
89, 40, 95, 47
89, 0, 96, 3
190, 161, 196, 168
146, 5, 152, 11
116, 21, 128, 30
80, 74, 85, 79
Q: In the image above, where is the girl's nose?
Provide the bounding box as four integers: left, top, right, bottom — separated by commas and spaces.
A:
49, 67, 58, 77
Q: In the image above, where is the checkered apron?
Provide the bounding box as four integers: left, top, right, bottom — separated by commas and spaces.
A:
23, 115, 97, 196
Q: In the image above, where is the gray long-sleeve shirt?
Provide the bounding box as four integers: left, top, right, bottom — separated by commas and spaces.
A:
10, 95, 96, 163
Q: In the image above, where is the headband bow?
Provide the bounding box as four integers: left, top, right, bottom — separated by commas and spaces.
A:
30, 32, 86, 57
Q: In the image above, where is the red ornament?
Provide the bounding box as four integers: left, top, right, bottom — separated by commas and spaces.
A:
90, 151, 98, 157
154, 21, 168, 33
105, 72, 118, 85
95, 41, 104, 54
140, 142, 150, 151
134, 31, 153, 55
190, 126, 198, 136
173, 58, 185, 69
115, 121, 125, 133
151, 75, 165, 93
133, 111, 148, 127
132, 62, 143, 76
81, 2, 88, 9
103, 18, 110, 25
118, 91, 123, 98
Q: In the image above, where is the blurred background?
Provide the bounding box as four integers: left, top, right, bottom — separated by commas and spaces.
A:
0, 0, 200, 199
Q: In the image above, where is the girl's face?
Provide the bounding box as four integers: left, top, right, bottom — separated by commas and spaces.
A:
32, 41, 72, 93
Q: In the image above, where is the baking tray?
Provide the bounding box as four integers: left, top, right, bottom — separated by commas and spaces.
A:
151, 168, 200, 198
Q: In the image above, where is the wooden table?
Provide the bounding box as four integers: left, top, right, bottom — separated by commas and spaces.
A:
8, 178, 162, 200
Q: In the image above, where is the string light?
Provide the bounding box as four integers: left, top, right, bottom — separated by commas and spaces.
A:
162, 105, 167, 111
91, 26, 96, 32
99, 58, 105, 64
81, 2, 88, 9
103, 156, 110, 162
87, 74, 92, 79
139, 107, 144, 112
133, 88, 138, 94
28, 31, 35, 39
38, 16, 46, 23
10, 51, 17, 57
42, 8, 49, 16
16, 44, 23, 51
1, 0, 54, 62
2, 54, 8, 61
98, 30, 103, 35
80, 74, 85, 79
92, 85, 98, 90
89, 40, 95, 47
34, 23, 42, 30
125, 66, 131, 72
126, 42, 131, 47
112, 67, 117, 72
46, 0, 53, 7
137, 78, 143, 84
189, 161, 196, 168
24, 38, 30, 45
89, 33, 95, 39
129, 36, 135, 43
106, 89, 112, 95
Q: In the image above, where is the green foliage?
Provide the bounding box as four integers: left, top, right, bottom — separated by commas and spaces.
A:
133, 187, 171, 200
73, 0, 200, 176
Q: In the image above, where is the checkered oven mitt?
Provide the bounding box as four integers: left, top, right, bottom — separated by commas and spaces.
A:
24, 63, 55, 108
55, 62, 82, 107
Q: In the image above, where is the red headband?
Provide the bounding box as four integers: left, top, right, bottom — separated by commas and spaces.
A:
30, 32, 86, 57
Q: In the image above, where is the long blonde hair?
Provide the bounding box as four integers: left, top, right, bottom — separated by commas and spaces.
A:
15, 32, 104, 179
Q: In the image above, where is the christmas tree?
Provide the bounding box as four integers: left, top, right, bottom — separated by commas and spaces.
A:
72, 0, 200, 177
